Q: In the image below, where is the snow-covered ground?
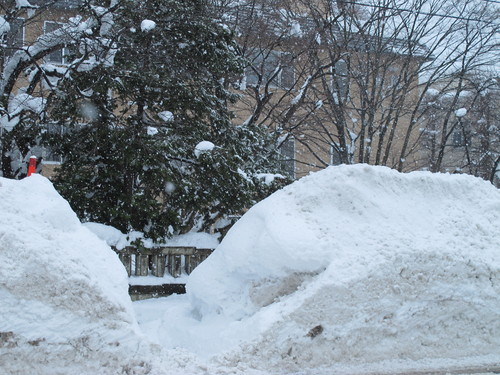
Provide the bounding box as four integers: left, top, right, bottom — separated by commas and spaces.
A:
1, 165, 499, 374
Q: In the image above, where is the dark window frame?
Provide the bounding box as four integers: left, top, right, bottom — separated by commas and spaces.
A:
245, 50, 295, 90
279, 136, 295, 178
43, 20, 71, 65
1, 17, 25, 57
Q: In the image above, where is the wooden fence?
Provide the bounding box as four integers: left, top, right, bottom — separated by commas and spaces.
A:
113, 246, 214, 278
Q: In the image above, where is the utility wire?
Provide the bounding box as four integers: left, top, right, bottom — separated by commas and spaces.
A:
337, 0, 500, 24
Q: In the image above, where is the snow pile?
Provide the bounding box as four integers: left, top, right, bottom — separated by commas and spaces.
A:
166, 231, 220, 249
0, 175, 203, 375
84, 222, 219, 250
255, 172, 286, 185
2, 166, 499, 374
181, 165, 500, 372
82, 221, 132, 249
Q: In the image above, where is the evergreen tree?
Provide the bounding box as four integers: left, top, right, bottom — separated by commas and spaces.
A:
47, 0, 285, 241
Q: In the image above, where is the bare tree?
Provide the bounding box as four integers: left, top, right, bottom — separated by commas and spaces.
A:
217, 0, 499, 178
420, 74, 499, 186
216, 0, 333, 176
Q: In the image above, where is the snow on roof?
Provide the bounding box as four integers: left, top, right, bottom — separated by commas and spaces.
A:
83, 221, 220, 250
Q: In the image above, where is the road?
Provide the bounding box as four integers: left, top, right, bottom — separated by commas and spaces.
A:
368, 365, 500, 375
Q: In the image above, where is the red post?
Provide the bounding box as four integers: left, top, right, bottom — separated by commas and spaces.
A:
28, 156, 37, 176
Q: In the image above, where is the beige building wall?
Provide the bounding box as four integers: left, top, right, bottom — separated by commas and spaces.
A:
232, 45, 425, 180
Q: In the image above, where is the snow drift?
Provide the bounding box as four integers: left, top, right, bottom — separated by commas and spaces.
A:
0, 175, 200, 375
2, 166, 499, 375
185, 165, 500, 372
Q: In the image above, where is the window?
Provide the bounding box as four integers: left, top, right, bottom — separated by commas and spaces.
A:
42, 123, 67, 163
44, 21, 70, 64
331, 59, 348, 99
279, 137, 295, 178
329, 144, 342, 165
451, 129, 465, 147
337, 0, 356, 9
1, 18, 24, 57
42, 148, 64, 163
246, 50, 294, 89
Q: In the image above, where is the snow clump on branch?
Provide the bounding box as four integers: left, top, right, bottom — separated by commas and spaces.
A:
194, 141, 215, 158
141, 19, 157, 32
0, 16, 10, 37
158, 111, 174, 122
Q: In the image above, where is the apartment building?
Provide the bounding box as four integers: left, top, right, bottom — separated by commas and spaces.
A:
226, 1, 429, 178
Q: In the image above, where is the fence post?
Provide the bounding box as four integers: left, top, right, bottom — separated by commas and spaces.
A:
185, 254, 192, 274
112, 246, 213, 279
167, 254, 182, 277
151, 253, 166, 277
118, 253, 132, 276
135, 254, 149, 276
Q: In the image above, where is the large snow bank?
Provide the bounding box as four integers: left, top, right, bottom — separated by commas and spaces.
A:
0, 175, 202, 375
181, 165, 500, 372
